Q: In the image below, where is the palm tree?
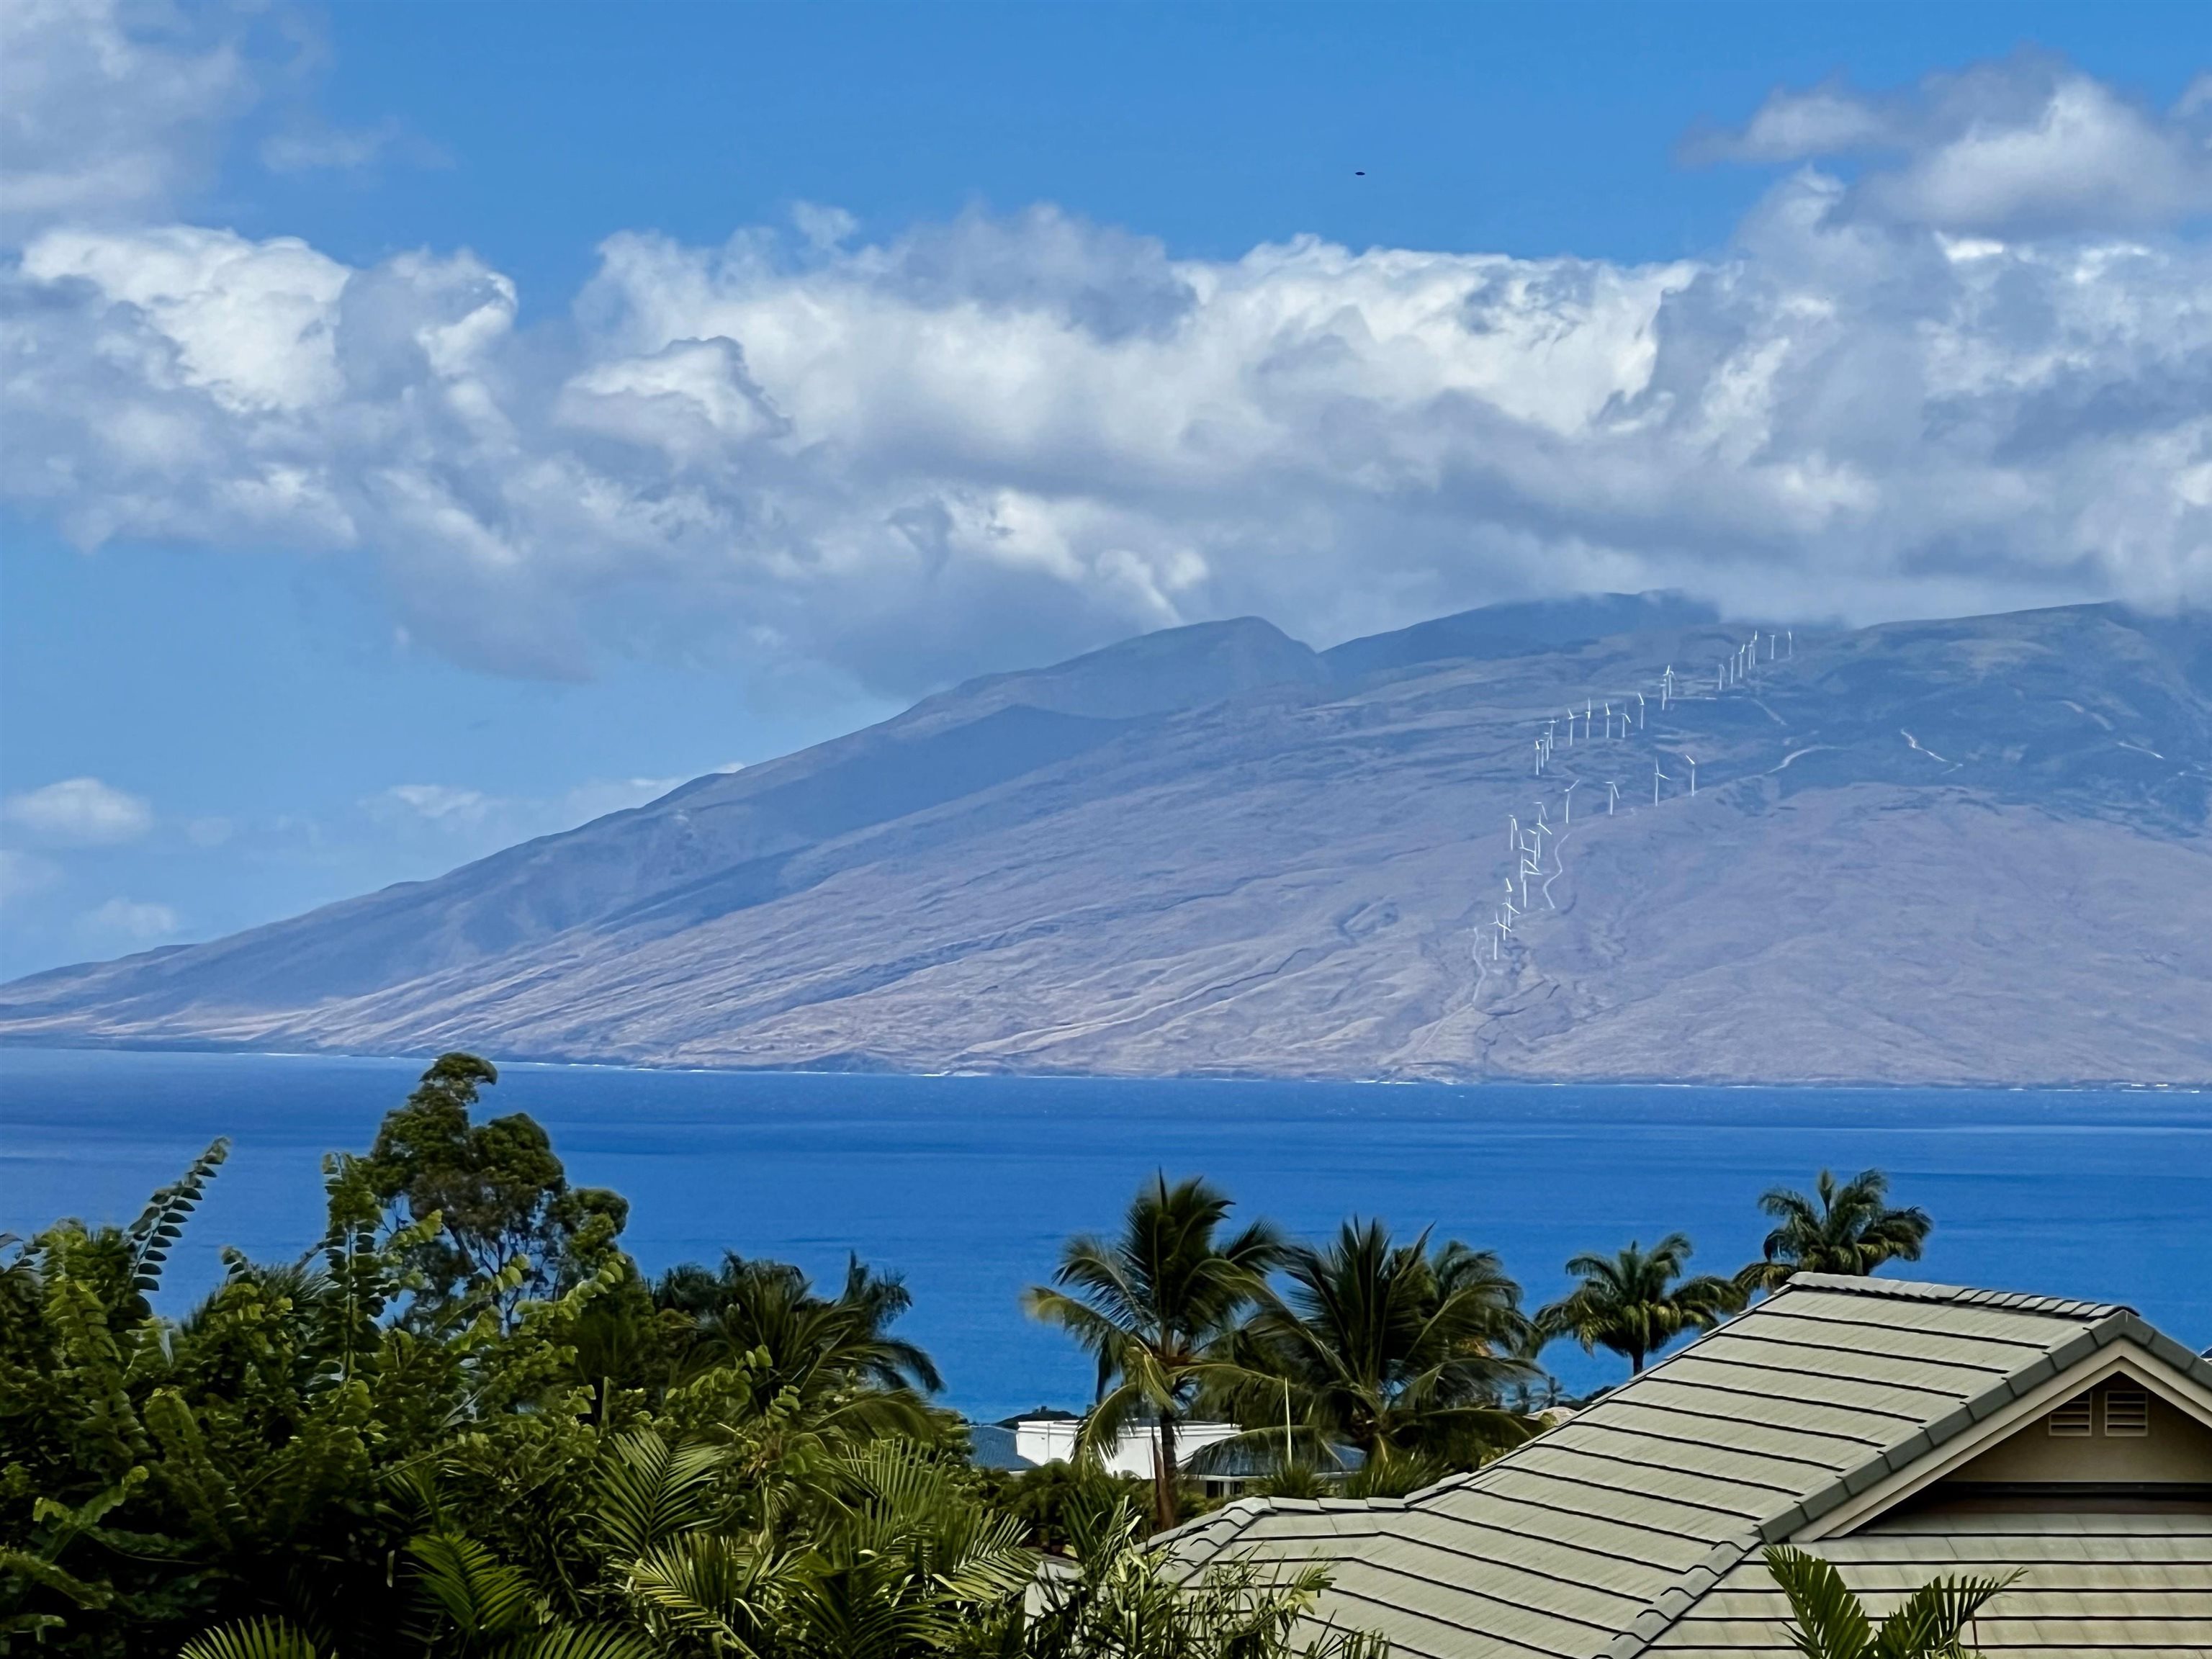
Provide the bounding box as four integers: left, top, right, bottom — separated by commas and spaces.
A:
1023, 1174, 1282, 1532
1740, 1169, 1933, 1295
1215, 1220, 1537, 1490
653, 1252, 943, 1439
1764, 1545, 2017, 1657
1535, 1234, 1743, 1376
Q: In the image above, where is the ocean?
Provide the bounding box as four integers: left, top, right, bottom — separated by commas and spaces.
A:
2, 1046, 2203, 1417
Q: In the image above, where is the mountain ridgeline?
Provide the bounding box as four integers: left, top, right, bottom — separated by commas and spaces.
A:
5, 595, 2208, 1085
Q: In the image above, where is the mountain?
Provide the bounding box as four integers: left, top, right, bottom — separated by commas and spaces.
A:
5, 598, 2208, 1086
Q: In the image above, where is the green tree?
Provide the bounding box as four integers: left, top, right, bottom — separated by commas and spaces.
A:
1763, 1545, 2016, 1658
1015, 1493, 1388, 1659
1023, 1175, 1282, 1532
1213, 1221, 1537, 1492
652, 1254, 945, 1441
367, 1053, 629, 1326
1534, 1234, 1743, 1376
1739, 1169, 1933, 1295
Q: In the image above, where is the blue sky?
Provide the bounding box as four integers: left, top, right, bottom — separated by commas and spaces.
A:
3, 0, 2208, 977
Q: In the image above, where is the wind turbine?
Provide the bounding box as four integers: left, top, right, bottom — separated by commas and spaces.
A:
1684, 754, 1697, 796
1653, 755, 1670, 804
1606, 780, 1621, 814
1661, 665, 1675, 709
1636, 691, 1646, 730
1563, 780, 1580, 824
1534, 737, 1545, 776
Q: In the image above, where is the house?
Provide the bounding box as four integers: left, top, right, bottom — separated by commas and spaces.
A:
969, 1410, 1249, 1491
1163, 1274, 2212, 1655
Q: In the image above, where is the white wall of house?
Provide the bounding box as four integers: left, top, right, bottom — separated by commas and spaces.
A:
1012, 1417, 1243, 1480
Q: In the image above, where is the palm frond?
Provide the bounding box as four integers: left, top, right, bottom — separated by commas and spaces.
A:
177, 1616, 325, 1659
1765, 1546, 1873, 1659
502, 1628, 660, 1659
407, 1531, 544, 1640
1870, 1570, 2022, 1658
590, 1429, 730, 1561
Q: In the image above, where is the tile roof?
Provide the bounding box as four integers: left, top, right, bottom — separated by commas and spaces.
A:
1161, 1275, 2212, 1659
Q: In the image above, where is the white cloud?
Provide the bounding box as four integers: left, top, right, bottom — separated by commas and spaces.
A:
1, 34, 2208, 697
375, 784, 495, 827
258, 115, 440, 176
0, 849, 62, 903
1695, 56, 2212, 235
0, 0, 252, 238
83, 896, 181, 942
3, 778, 155, 844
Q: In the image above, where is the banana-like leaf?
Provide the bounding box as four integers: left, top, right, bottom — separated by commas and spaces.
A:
176, 1615, 325, 1659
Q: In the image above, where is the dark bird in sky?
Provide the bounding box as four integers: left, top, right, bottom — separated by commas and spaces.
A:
1354, 170, 1366, 176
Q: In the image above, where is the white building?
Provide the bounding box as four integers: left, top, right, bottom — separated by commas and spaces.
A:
1011, 1415, 1245, 1482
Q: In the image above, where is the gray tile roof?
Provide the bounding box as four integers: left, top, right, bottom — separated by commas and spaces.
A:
1650, 1507, 2212, 1656
1161, 1274, 2212, 1659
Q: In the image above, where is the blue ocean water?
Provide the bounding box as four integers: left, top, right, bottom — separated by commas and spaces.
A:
1, 1046, 2203, 1418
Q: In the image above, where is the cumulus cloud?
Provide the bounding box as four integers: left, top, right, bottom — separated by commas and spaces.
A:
3, 778, 156, 844
82, 896, 181, 943
0, 0, 252, 238
1, 15, 2208, 697
1693, 55, 2212, 235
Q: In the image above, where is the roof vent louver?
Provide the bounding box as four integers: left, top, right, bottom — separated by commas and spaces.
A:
2046, 1395, 2092, 1437
2103, 1387, 2150, 1437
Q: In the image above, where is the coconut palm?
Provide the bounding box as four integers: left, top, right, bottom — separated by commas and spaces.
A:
1215, 1220, 1537, 1489
1764, 1545, 2018, 1658
1739, 1169, 1933, 1295
654, 1252, 943, 1439
1023, 1174, 1282, 1532
1535, 1234, 1744, 1376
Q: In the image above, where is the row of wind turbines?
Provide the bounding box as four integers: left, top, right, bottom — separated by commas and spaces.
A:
1481, 626, 1794, 968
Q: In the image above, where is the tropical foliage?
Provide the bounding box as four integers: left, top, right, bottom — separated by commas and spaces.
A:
1206, 1221, 1537, 1494
1738, 1170, 1935, 1295
1763, 1545, 2017, 1658
0, 1051, 1946, 1658
0, 1061, 1377, 1658
1022, 1175, 1282, 1531
1533, 1233, 1745, 1375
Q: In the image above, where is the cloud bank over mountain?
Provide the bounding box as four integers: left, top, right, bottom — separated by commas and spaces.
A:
4, 6, 2209, 697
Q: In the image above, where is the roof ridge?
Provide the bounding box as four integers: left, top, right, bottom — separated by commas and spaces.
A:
1780, 1271, 2131, 1319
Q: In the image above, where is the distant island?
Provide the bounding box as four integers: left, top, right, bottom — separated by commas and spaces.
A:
4, 593, 2207, 1087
